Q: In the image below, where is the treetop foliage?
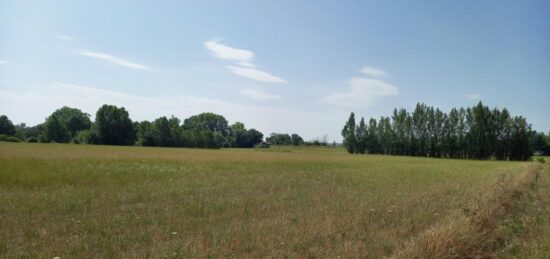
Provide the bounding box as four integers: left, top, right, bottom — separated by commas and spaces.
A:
2, 105, 265, 149
342, 102, 544, 160
0, 115, 16, 136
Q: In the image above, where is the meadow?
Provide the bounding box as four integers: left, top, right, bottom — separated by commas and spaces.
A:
0, 143, 548, 258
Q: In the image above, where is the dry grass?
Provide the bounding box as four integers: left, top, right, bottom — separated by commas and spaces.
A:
0, 143, 539, 258
393, 163, 545, 258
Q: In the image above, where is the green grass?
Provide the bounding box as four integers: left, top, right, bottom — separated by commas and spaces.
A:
0, 142, 539, 258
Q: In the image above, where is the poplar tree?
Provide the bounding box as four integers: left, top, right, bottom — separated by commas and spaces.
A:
341, 112, 357, 154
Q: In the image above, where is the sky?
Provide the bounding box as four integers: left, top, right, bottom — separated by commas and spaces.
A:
1, 0, 549, 141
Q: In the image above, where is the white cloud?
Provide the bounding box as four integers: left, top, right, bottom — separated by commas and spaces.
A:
360, 66, 388, 78
324, 77, 399, 108
0, 60, 10, 65
226, 66, 286, 84
80, 50, 149, 71
241, 88, 280, 101
204, 40, 254, 63
204, 40, 285, 83
58, 35, 76, 42
237, 61, 255, 68
462, 94, 483, 100
0, 82, 344, 141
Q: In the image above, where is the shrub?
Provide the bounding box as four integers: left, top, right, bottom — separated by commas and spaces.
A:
4, 136, 21, 142
256, 142, 270, 148
536, 157, 545, 164
0, 134, 7, 141
26, 137, 38, 143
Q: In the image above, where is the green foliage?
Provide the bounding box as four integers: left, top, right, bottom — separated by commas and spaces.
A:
95, 105, 136, 145
41, 107, 92, 143
74, 128, 99, 145
50, 107, 92, 136
344, 102, 535, 160
14, 123, 43, 142
44, 115, 71, 143
342, 113, 369, 154
0, 115, 16, 136
355, 118, 367, 154
256, 142, 270, 148
26, 137, 38, 143
0, 135, 22, 142
291, 134, 304, 146
266, 133, 292, 145
341, 112, 356, 153
531, 131, 548, 155
183, 112, 230, 136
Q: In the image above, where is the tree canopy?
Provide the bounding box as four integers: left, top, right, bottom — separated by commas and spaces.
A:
95, 105, 136, 145
0, 115, 16, 136
342, 102, 536, 160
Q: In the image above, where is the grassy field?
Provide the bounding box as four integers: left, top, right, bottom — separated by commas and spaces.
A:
0, 143, 547, 258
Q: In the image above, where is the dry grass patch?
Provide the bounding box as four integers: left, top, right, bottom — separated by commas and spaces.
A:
0, 142, 535, 258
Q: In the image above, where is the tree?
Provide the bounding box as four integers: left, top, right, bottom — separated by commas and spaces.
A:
412, 103, 428, 156
342, 102, 535, 160
531, 131, 547, 155
266, 133, 292, 145
355, 117, 367, 154
230, 122, 248, 147
366, 118, 379, 154
291, 134, 304, 146
95, 105, 136, 145
509, 116, 532, 160
168, 116, 185, 147
151, 117, 173, 147
545, 132, 550, 156
246, 129, 264, 147
49, 107, 92, 137
341, 112, 356, 154
44, 115, 71, 143
0, 115, 16, 136
466, 102, 493, 159
446, 108, 460, 158
183, 113, 230, 136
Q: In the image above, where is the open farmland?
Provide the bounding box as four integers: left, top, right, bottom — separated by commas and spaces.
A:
0, 143, 548, 258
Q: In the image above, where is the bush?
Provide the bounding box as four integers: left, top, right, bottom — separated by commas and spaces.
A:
26, 137, 38, 143
256, 142, 270, 148
536, 157, 545, 164
0, 134, 7, 141
4, 136, 21, 142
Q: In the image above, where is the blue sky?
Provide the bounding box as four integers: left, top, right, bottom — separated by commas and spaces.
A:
1, 0, 549, 141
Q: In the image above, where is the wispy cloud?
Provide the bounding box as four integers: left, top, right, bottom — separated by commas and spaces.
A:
0, 60, 10, 66
204, 40, 285, 84
462, 94, 483, 100
241, 88, 280, 101
204, 40, 254, 64
360, 66, 388, 78
58, 35, 76, 42
324, 77, 399, 108
80, 50, 149, 71
227, 66, 286, 84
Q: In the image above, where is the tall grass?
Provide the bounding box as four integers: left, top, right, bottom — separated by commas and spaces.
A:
0, 143, 537, 258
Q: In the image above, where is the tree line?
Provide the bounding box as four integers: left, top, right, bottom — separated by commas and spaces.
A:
342, 102, 549, 160
264, 133, 331, 146
0, 105, 272, 149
